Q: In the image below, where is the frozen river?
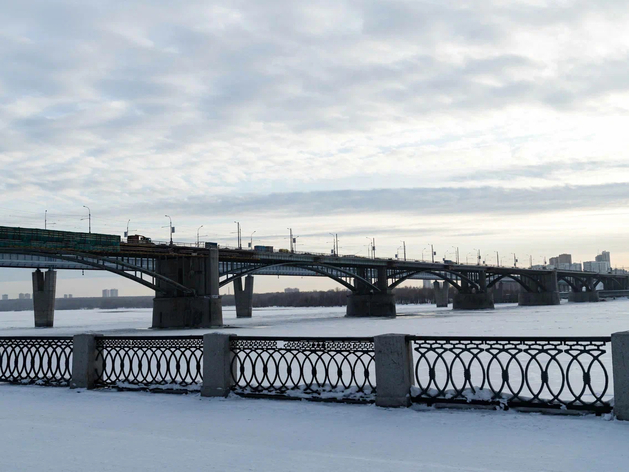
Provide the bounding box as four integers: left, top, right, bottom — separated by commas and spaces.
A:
1, 298, 628, 337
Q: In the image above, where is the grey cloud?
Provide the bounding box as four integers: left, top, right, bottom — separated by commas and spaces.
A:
119, 183, 629, 219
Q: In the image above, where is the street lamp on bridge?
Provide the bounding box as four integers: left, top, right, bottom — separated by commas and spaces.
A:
165, 215, 174, 245
197, 225, 204, 247
82, 205, 91, 233
249, 231, 256, 249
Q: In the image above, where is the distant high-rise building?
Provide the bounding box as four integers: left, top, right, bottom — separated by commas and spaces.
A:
68, 294, 73, 298
595, 251, 611, 264
423, 280, 433, 289
18, 293, 25, 299
549, 254, 572, 268
110, 289, 119, 297
64, 294, 68, 299
102, 289, 110, 298
1, 294, 7, 300
584, 261, 611, 273
284, 288, 299, 293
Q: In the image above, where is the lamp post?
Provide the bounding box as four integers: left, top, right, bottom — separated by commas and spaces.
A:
451, 246, 459, 264
429, 243, 435, 263
473, 249, 481, 265
165, 215, 173, 245
400, 240, 406, 261
125, 219, 131, 239
288, 228, 294, 252
82, 205, 91, 233
329, 233, 339, 256
495, 251, 500, 267
197, 225, 204, 247
234, 221, 241, 249
249, 231, 256, 249
510, 253, 518, 268
45, 210, 47, 230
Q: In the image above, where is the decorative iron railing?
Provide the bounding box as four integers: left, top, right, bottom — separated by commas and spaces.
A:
0, 337, 73, 385
95, 336, 203, 389
408, 336, 612, 412
229, 336, 376, 400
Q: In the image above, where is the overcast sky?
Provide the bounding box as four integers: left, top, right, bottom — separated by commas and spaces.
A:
2, 0, 629, 296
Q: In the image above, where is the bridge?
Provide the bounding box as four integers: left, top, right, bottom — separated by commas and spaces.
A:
1, 226, 628, 328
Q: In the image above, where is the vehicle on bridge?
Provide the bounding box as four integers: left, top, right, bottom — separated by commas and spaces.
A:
0, 226, 120, 252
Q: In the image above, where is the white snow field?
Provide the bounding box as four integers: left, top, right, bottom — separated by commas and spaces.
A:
0, 385, 628, 472
1, 300, 629, 471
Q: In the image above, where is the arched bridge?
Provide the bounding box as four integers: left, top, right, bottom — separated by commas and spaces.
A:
2, 243, 628, 328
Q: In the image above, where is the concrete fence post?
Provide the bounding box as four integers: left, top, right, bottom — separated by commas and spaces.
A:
374, 334, 413, 407
612, 331, 629, 420
70, 334, 102, 389
201, 333, 235, 397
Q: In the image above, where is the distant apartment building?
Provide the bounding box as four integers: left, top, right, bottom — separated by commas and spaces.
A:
1, 294, 7, 300
18, 293, 25, 299
595, 251, 611, 264
284, 288, 299, 293
549, 254, 572, 266
102, 289, 110, 298
110, 289, 119, 297
583, 261, 611, 273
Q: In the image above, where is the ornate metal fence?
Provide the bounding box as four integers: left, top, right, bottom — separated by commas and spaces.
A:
0, 337, 73, 385
95, 336, 203, 390
229, 336, 376, 401
408, 336, 612, 412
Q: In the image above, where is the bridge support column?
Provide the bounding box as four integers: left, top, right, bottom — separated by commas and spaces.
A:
346, 292, 396, 317
32, 269, 56, 327
234, 275, 254, 318
152, 247, 222, 328
518, 271, 560, 306
568, 291, 600, 303
452, 292, 494, 310
433, 281, 449, 307
453, 271, 494, 310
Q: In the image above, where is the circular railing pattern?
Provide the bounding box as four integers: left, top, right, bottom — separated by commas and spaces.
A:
230, 337, 375, 397
409, 336, 611, 412
95, 336, 203, 388
0, 337, 73, 385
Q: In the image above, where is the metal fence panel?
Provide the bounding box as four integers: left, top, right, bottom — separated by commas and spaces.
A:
95, 336, 203, 389
229, 336, 376, 401
407, 336, 612, 412
0, 337, 73, 385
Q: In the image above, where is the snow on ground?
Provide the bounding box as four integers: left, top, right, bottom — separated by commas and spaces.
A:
1, 298, 629, 337
0, 385, 627, 472
2, 301, 629, 471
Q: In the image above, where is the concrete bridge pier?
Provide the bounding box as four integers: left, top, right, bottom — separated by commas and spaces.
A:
433, 281, 449, 307
453, 272, 494, 310
346, 267, 396, 317
518, 271, 560, 306
568, 290, 600, 303
152, 247, 222, 328
234, 275, 254, 318
32, 268, 56, 327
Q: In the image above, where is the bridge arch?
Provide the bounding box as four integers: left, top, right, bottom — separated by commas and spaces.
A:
485, 273, 548, 293
4, 249, 194, 295
387, 269, 478, 291
219, 261, 381, 293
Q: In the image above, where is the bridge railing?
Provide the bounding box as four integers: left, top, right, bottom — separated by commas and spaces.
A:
228, 336, 376, 401
407, 335, 612, 413
0, 336, 73, 386
94, 336, 203, 390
